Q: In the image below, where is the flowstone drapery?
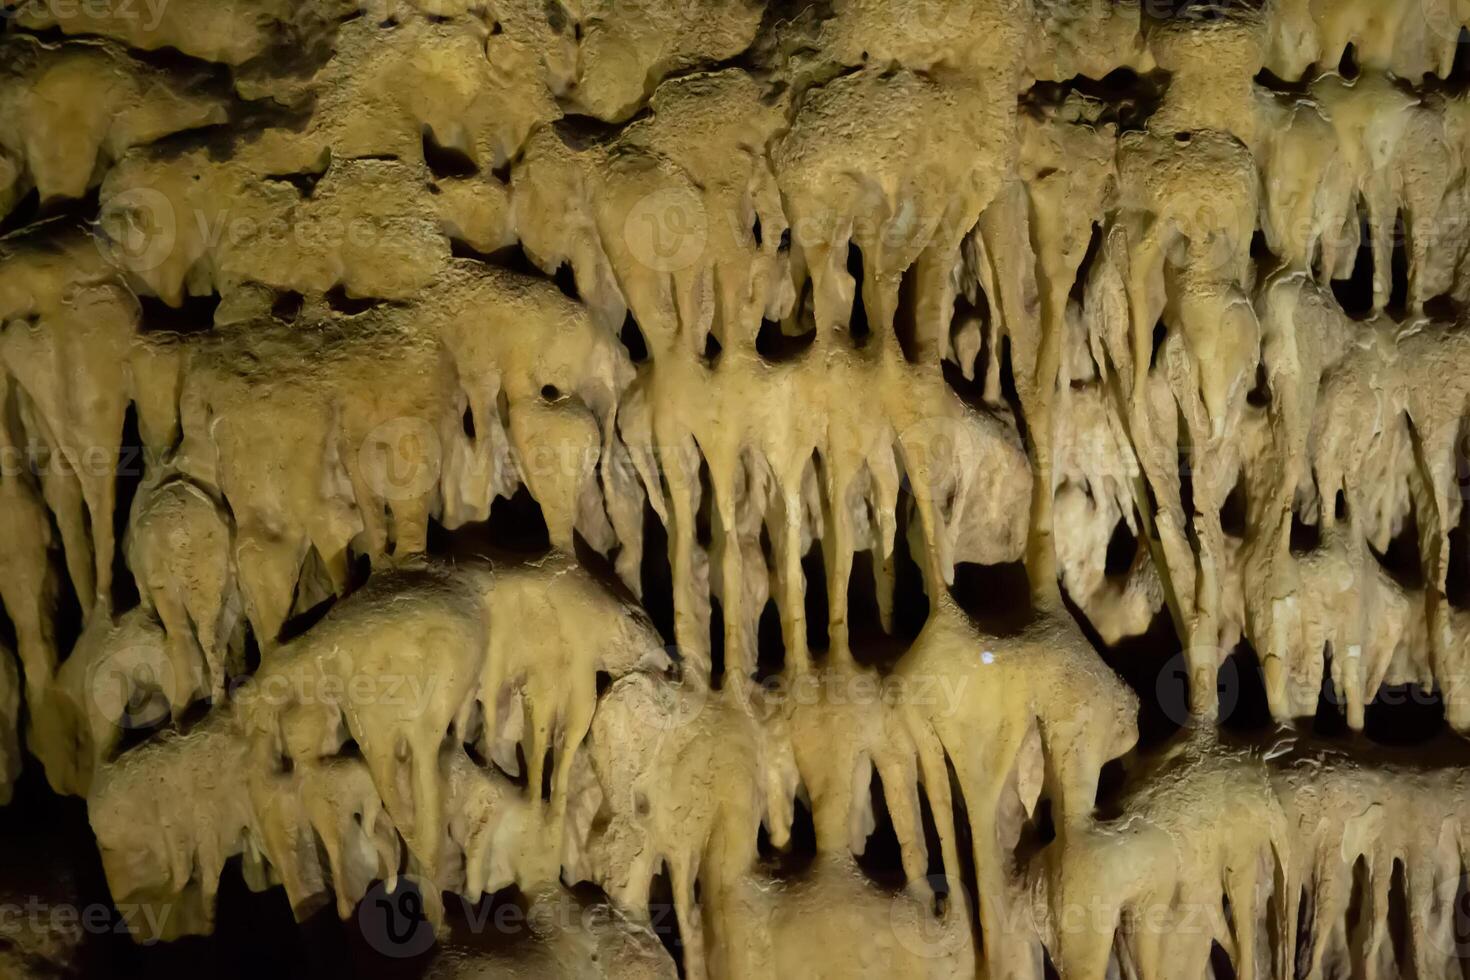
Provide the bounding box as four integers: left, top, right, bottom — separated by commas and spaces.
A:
6, 1, 1470, 977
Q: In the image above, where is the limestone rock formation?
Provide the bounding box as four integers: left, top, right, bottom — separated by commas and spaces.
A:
4, 1, 1470, 977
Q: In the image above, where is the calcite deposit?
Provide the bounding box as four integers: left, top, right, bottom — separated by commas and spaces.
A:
4, 0, 1470, 977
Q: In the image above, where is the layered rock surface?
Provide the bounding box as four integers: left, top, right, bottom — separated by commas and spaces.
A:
4, 0, 1470, 977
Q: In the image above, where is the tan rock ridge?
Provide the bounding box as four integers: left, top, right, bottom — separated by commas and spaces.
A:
3, 1, 1470, 977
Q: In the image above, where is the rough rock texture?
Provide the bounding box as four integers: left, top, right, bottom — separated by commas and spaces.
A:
5, 0, 1470, 977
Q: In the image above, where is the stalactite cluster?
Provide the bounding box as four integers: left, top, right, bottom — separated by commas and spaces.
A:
5, 0, 1470, 977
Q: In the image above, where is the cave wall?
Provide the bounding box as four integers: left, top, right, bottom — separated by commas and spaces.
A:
3, 0, 1470, 977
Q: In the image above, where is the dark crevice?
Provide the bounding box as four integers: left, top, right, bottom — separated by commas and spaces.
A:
951, 277, 991, 376
109, 697, 171, 759
425, 487, 551, 559
1020, 68, 1171, 133
647, 864, 686, 979
1290, 506, 1323, 555
802, 543, 830, 656
754, 598, 785, 683
619, 312, 650, 363
708, 597, 726, 691
539, 746, 554, 802
1370, 503, 1424, 591
1, 183, 101, 243
917, 785, 946, 890
890, 503, 931, 644
1254, 64, 1318, 96
1331, 198, 1375, 318
1210, 940, 1238, 980
694, 454, 714, 548
109, 404, 144, 612
1312, 646, 1350, 737
1425, 293, 1463, 321
846, 241, 871, 348
1093, 759, 1128, 821
756, 317, 815, 361
136, 291, 221, 333
1364, 683, 1445, 746
1104, 519, 1137, 578
1251, 227, 1283, 277
1433, 26, 1470, 93
43, 509, 84, 664
1178, 410, 1199, 552
239, 624, 262, 678
1388, 858, 1411, 969
271, 290, 305, 322
1448, 509, 1470, 608
757, 791, 816, 878
1149, 319, 1168, 370
1221, 643, 1273, 734
701, 330, 723, 364
324, 285, 382, 316
855, 769, 904, 890
997, 336, 1026, 445
893, 260, 924, 363
552, 262, 579, 301
0, 189, 41, 237
482, 487, 551, 555
846, 550, 904, 671
638, 500, 677, 647
1346, 853, 1370, 941
950, 561, 1032, 637
1070, 223, 1103, 305
1220, 474, 1247, 539
1246, 361, 1271, 409
504, 743, 529, 788
1062, 585, 1183, 747
943, 752, 984, 954
1338, 42, 1361, 81
1388, 210, 1410, 317
277, 592, 335, 644
449, 237, 496, 262
262, 161, 328, 198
